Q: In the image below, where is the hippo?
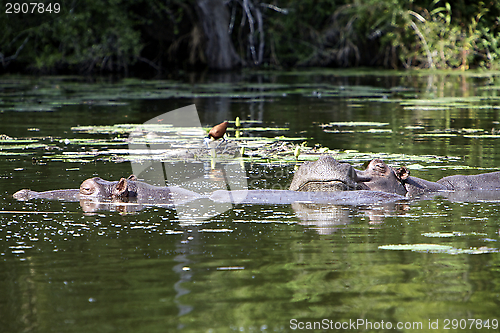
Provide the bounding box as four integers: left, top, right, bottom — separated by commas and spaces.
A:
15, 155, 500, 211
290, 155, 500, 197
13, 171, 407, 209
13, 175, 206, 205
12, 176, 136, 201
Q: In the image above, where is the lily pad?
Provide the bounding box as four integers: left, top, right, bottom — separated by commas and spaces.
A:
422, 231, 487, 238
327, 122, 390, 127
464, 134, 500, 139
406, 164, 426, 170
359, 129, 393, 133
0, 151, 34, 156
60, 138, 127, 146
417, 133, 458, 137
0, 143, 49, 149
379, 244, 453, 252
0, 138, 39, 144
403, 106, 451, 110
379, 244, 499, 254
198, 229, 234, 233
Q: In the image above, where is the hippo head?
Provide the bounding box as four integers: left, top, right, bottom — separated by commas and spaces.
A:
80, 177, 114, 197
289, 155, 361, 191
355, 159, 409, 196
79, 175, 137, 197
290, 156, 409, 196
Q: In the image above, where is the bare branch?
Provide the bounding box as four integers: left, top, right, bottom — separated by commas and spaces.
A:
242, 0, 258, 64
136, 56, 161, 72
255, 6, 264, 64
0, 37, 29, 67
260, 3, 288, 14
409, 20, 435, 69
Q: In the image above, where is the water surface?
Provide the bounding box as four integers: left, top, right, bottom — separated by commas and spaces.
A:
1, 70, 500, 332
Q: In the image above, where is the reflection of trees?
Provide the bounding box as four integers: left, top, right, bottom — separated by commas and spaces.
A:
175, 202, 500, 330
3, 197, 500, 331
0, 258, 39, 332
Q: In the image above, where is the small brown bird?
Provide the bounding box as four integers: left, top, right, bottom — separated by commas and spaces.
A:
205, 121, 228, 147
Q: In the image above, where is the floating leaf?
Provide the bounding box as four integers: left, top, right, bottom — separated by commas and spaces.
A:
379, 244, 499, 254
0, 151, 34, 156
60, 138, 127, 146
422, 231, 487, 238
327, 122, 389, 127
0, 143, 48, 149
407, 163, 426, 170
464, 134, 500, 139
0, 138, 39, 144
417, 133, 458, 137
360, 129, 393, 133
379, 244, 453, 252
404, 106, 451, 110
198, 229, 233, 233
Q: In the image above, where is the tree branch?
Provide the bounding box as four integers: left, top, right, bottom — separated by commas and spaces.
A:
0, 37, 29, 67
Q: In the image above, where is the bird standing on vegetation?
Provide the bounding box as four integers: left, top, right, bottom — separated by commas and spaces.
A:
204, 121, 229, 147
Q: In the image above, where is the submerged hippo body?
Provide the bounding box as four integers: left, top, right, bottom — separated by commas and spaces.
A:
209, 189, 406, 205
291, 155, 500, 198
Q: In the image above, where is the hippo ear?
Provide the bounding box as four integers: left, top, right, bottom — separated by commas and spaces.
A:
395, 166, 410, 182
113, 178, 129, 197
127, 174, 137, 181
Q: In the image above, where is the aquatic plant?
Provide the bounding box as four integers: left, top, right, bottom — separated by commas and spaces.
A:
2, 0, 500, 72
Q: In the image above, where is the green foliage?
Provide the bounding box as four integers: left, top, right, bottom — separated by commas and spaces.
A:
265, 0, 339, 66
265, 0, 500, 70
1, 0, 500, 72
393, 1, 482, 69
38, 1, 142, 72
0, 0, 184, 73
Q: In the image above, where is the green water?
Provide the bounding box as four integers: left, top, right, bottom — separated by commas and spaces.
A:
1, 70, 500, 332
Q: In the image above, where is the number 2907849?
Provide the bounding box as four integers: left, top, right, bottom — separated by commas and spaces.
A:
6, 3, 60, 14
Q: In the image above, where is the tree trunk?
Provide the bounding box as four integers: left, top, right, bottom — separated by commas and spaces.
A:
196, 0, 241, 70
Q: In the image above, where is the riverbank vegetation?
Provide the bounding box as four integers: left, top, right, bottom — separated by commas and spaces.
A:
1, 0, 499, 74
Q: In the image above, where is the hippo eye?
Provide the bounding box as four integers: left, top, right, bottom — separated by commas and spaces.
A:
80, 186, 93, 195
